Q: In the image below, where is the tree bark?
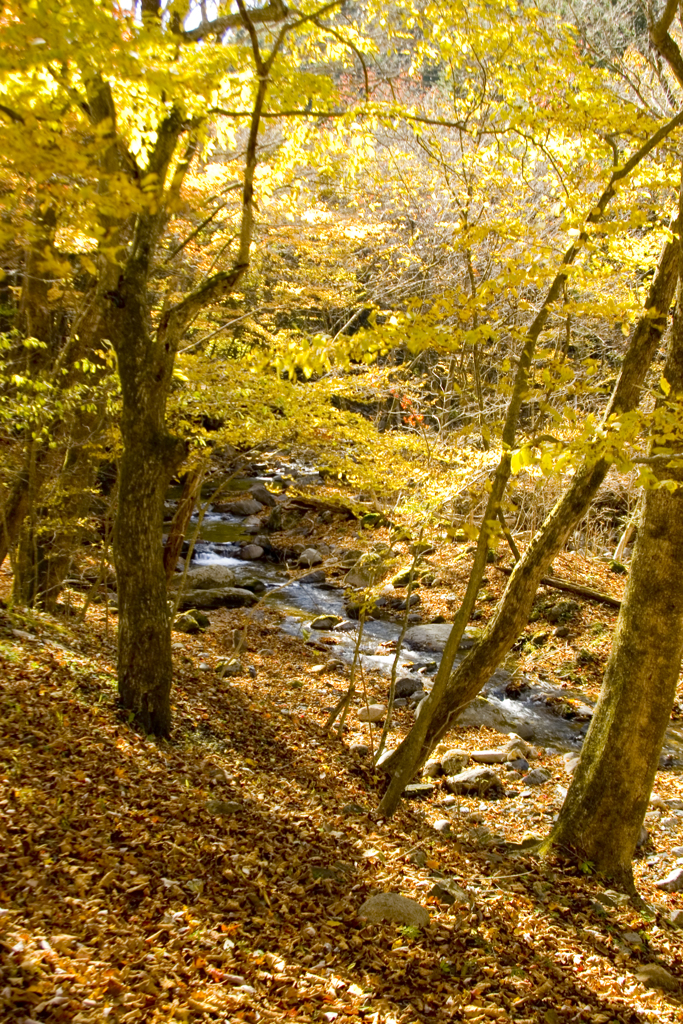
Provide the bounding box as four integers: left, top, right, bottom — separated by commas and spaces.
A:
379, 236, 678, 786
543, 250, 683, 888
112, 284, 186, 737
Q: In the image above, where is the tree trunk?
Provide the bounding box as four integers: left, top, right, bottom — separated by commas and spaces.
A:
112, 286, 186, 737
380, 237, 678, 785
163, 461, 206, 583
544, 280, 683, 887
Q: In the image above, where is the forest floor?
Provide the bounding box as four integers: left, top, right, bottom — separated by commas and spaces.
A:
1, 515, 683, 1024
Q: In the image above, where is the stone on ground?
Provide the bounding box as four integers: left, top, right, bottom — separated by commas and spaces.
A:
654, 867, 683, 893
358, 704, 386, 723
358, 893, 430, 928
440, 749, 469, 775
299, 548, 323, 566
635, 963, 680, 991
444, 767, 504, 798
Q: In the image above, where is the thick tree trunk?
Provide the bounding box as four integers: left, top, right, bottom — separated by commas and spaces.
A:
111, 282, 185, 736
544, 288, 683, 886
380, 237, 678, 786
115, 423, 184, 736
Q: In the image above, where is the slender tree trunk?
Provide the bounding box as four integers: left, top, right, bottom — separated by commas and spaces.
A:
163, 461, 206, 582
379, 237, 678, 788
543, 255, 683, 888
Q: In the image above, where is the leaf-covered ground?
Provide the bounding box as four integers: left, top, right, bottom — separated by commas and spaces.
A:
1, 535, 682, 1024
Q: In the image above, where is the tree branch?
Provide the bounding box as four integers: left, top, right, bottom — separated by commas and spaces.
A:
181, 0, 288, 41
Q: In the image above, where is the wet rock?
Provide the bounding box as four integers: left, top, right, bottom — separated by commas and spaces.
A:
240, 544, 264, 560
227, 498, 264, 517
310, 615, 343, 630
654, 868, 683, 892
178, 588, 258, 610
403, 783, 435, 799
444, 767, 505, 799
300, 569, 327, 584
635, 963, 680, 992
358, 893, 430, 928
242, 515, 262, 533
522, 768, 551, 787
239, 578, 267, 594
299, 548, 323, 567
358, 704, 386, 723
440, 749, 469, 775
247, 482, 277, 506
403, 624, 478, 651
333, 619, 356, 632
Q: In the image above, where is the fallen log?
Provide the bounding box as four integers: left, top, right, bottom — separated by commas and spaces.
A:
492, 564, 622, 608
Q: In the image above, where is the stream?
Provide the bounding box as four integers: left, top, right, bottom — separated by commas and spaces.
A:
182, 501, 683, 767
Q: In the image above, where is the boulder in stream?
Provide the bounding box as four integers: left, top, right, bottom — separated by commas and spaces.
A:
177, 587, 259, 610
169, 565, 236, 591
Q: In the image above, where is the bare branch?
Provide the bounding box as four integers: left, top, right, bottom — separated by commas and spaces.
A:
181, 0, 288, 42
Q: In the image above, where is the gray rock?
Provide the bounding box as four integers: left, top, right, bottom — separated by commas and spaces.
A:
242, 515, 262, 533
506, 758, 530, 773
522, 768, 551, 787
341, 802, 366, 817
310, 615, 343, 630
247, 482, 277, 507
217, 658, 241, 677
394, 676, 424, 698
393, 698, 408, 707
665, 798, 683, 810
429, 878, 468, 905
358, 704, 386, 723
403, 624, 478, 651
635, 963, 680, 992
403, 783, 435, 799
173, 612, 202, 634
170, 565, 236, 591
299, 548, 323, 567
408, 690, 428, 704
228, 498, 264, 516
433, 819, 452, 834
546, 600, 580, 623
471, 749, 507, 764
440, 749, 469, 775
350, 743, 369, 756
669, 909, 683, 926
206, 799, 241, 816
423, 759, 443, 778
408, 849, 426, 867
177, 587, 258, 610
333, 619, 356, 632
440, 795, 457, 808
240, 544, 264, 560
300, 569, 327, 584
444, 767, 505, 798
654, 868, 683, 892
358, 893, 430, 928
